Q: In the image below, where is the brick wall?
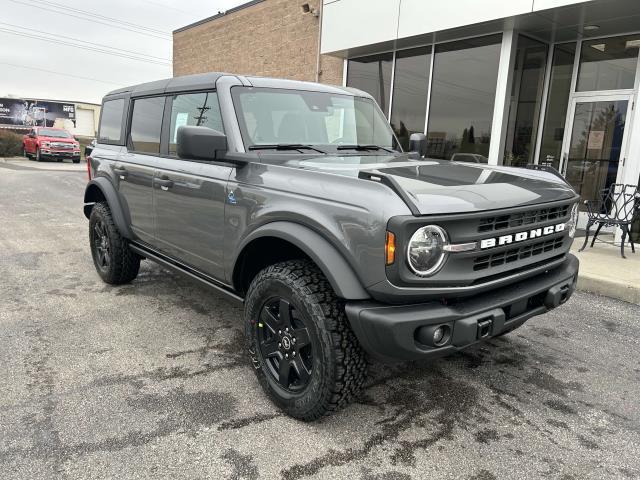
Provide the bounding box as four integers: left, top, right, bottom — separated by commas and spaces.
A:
173, 0, 344, 86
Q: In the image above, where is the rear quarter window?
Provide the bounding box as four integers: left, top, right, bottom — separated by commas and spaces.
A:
98, 98, 125, 144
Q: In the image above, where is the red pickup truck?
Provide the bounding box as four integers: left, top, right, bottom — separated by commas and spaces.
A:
23, 127, 81, 163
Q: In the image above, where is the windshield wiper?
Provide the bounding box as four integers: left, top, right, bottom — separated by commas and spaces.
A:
336, 144, 394, 153
247, 144, 327, 154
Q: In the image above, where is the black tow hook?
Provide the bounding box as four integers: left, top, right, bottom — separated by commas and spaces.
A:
477, 319, 493, 339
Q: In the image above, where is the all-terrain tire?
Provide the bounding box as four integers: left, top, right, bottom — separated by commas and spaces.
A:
245, 260, 367, 421
89, 202, 140, 284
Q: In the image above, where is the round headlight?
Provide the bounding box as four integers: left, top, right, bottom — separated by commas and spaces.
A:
567, 203, 579, 238
407, 225, 449, 276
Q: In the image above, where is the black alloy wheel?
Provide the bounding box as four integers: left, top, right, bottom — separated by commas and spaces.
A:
245, 260, 367, 420
257, 297, 313, 392
92, 219, 111, 271
88, 202, 140, 284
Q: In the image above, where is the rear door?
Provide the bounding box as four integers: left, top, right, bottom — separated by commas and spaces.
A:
117, 96, 165, 245
153, 91, 231, 280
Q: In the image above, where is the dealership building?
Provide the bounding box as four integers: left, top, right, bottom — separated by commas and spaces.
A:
174, 0, 640, 239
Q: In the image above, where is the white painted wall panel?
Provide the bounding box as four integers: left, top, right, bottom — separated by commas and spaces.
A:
533, 0, 593, 12
397, 0, 531, 39
321, 0, 596, 54
321, 0, 400, 54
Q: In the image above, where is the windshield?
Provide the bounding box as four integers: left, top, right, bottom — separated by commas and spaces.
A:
231, 87, 399, 151
39, 128, 72, 138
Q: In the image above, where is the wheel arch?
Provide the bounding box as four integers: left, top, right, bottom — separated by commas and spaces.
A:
232, 222, 370, 300
83, 177, 133, 239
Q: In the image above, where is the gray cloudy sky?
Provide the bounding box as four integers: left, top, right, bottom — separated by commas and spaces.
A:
1, 0, 246, 104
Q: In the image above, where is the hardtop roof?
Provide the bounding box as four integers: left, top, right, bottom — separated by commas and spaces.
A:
103, 72, 370, 102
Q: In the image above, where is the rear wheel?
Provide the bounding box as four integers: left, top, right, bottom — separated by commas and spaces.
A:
89, 202, 140, 284
245, 260, 367, 421
72, 158, 80, 164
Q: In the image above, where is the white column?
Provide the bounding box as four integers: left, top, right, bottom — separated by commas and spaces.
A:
488, 29, 517, 166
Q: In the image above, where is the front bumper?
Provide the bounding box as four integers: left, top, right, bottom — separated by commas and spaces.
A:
41, 150, 80, 159
345, 254, 579, 363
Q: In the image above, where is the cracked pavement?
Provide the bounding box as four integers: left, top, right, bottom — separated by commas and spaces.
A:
1, 159, 639, 479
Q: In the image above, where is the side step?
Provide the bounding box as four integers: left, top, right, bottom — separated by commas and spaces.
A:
129, 243, 244, 306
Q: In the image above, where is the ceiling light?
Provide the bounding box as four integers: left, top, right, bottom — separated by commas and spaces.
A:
584, 25, 600, 31
626, 39, 640, 49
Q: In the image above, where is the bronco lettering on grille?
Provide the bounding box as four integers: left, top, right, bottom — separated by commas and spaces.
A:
480, 223, 566, 249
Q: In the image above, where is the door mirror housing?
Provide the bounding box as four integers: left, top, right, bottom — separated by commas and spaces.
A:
177, 126, 227, 161
408, 133, 427, 158
29, 132, 36, 138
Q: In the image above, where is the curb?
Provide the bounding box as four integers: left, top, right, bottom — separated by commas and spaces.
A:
576, 272, 640, 306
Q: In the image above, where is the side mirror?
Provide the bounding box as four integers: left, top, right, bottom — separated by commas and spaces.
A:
177, 126, 227, 161
408, 133, 427, 158
29, 133, 35, 138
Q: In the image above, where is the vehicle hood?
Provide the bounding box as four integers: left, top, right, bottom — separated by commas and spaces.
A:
38, 136, 76, 143
284, 155, 577, 214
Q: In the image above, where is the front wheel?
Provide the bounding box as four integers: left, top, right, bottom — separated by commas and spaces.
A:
35, 147, 42, 162
245, 260, 367, 421
89, 202, 140, 284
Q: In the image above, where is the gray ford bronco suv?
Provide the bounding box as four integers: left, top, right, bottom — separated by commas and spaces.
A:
84, 72, 580, 420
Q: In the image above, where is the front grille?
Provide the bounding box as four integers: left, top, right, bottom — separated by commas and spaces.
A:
473, 236, 564, 271
51, 142, 73, 149
478, 204, 570, 233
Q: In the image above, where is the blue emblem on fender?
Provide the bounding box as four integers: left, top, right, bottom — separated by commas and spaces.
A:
227, 190, 237, 204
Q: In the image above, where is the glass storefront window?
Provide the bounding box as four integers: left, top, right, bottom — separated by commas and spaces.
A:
577, 35, 640, 92
426, 34, 502, 160
503, 36, 547, 167
346, 53, 393, 117
537, 43, 577, 169
389, 47, 431, 151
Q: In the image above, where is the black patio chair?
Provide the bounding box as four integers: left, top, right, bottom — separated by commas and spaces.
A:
579, 183, 640, 258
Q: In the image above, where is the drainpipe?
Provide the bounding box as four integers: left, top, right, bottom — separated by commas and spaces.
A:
314, 1, 323, 82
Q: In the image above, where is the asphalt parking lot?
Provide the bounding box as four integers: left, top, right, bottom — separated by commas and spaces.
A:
1, 157, 639, 480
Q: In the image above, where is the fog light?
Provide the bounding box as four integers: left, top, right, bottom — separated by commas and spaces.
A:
433, 325, 451, 346
416, 324, 451, 347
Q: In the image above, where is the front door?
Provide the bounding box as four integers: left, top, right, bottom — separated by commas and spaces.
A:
560, 95, 632, 224
153, 160, 231, 281
152, 90, 231, 281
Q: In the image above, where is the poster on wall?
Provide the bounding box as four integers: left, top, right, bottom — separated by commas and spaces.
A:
0, 98, 76, 128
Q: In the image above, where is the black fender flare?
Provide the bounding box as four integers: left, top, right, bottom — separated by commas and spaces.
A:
234, 222, 370, 300
83, 177, 133, 239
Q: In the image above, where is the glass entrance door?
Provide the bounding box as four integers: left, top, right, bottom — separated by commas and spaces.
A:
561, 95, 631, 220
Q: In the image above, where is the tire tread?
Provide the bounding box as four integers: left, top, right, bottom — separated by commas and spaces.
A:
247, 260, 367, 421
90, 202, 140, 284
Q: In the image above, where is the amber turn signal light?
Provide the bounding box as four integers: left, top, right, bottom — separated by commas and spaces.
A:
385, 231, 396, 265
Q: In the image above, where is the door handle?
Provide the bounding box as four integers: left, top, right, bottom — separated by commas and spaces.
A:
113, 167, 127, 180
154, 177, 174, 191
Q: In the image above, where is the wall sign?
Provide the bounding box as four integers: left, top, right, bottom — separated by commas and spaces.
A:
587, 130, 605, 150
0, 98, 76, 128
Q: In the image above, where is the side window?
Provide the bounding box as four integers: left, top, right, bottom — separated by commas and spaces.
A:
129, 96, 164, 154
168, 92, 224, 156
98, 98, 125, 143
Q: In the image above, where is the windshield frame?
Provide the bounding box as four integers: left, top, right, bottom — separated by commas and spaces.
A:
38, 128, 72, 138
230, 86, 401, 153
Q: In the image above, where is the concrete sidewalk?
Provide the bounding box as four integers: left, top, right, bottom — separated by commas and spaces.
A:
572, 235, 640, 305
